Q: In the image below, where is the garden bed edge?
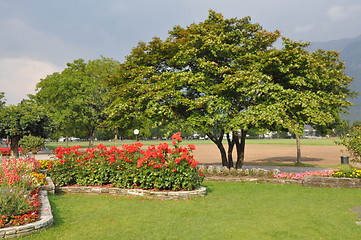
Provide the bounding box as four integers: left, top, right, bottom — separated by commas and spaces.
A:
0, 190, 53, 239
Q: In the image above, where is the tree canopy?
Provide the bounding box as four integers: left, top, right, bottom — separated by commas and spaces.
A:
33, 57, 120, 146
0, 92, 5, 108
106, 10, 354, 168
0, 100, 52, 157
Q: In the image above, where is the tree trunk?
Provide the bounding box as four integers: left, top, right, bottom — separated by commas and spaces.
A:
88, 127, 96, 147
226, 133, 235, 168
207, 130, 248, 169
207, 131, 228, 167
65, 136, 69, 147
295, 134, 302, 164
10, 136, 21, 158
235, 129, 247, 169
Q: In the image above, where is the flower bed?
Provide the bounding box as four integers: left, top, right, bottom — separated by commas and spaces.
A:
274, 170, 335, 180
333, 168, 361, 178
0, 190, 53, 239
48, 133, 204, 191
0, 158, 45, 229
0, 147, 22, 156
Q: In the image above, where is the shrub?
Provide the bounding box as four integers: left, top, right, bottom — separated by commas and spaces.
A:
19, 135, 45, 156
0, 158, 41, 228
48, 133, 204, 191
335, 127, 361, 162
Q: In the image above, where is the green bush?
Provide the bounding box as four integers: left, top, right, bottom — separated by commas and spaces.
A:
335, 127, 361, 162
19, 135, 45, 156
48, 133, 204, 191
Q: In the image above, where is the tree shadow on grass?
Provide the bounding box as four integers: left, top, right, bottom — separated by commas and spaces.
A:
201, 156, 324, 166
245, 156, 323, 166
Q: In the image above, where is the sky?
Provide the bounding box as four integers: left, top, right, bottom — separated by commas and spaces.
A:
1, 0, 361, 105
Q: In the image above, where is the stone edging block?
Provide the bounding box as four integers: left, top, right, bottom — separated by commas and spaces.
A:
57, 186, 207, 200
302, 176, 361, 188
0, 190, 53, 239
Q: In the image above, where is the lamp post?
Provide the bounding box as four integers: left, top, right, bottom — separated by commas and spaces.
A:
134, 129, 139, 141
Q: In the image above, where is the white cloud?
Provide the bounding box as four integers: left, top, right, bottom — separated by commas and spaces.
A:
327, 5, 361, 21
0, 58, 59, 105
295, 24, 314, 33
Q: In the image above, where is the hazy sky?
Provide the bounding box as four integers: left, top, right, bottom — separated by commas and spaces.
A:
1, 0, 361, 105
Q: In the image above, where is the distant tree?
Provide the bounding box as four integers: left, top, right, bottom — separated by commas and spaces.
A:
33, 57, 119, 147
0, 92, 5, 108
330, 120, 350, 136
0, 101, 52, 158
353, 120, 361, 128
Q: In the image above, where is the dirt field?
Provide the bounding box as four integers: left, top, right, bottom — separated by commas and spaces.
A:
192, 144, 349, 166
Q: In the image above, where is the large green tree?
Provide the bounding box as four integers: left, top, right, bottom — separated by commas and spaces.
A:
106, 11, 354, 168
33, 57, 119, 146
107, 11, 280, 168
0, 100, 52, 158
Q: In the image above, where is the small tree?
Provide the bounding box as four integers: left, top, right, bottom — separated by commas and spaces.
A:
19, 135, 45, 156
244, 39, 354, 163
0, 101, 52, 158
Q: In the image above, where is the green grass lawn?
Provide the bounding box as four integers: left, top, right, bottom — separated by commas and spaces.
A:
24, 182, 361, 240
45, 138, 337, 150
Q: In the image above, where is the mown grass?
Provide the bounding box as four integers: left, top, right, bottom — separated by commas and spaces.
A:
23, 182, 361, 240
45, 138, 337, 150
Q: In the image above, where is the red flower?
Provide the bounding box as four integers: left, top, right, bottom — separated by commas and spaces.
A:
153, 164, 163, 169
158, 143, 169, 150
188, 144, 196, 150
171, 132, 182, 142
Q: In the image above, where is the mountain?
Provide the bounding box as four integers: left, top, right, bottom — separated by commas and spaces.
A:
308, 35, 361, 123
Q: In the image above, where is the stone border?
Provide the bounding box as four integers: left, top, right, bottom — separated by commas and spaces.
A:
0, 190, 53, 239
303, 176, 361, 188
57, 186, 207, 200
205, 176, 302, 185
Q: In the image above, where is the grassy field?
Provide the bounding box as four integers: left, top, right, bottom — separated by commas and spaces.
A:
45, 138, 337, 150
23, 182, 361, 240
